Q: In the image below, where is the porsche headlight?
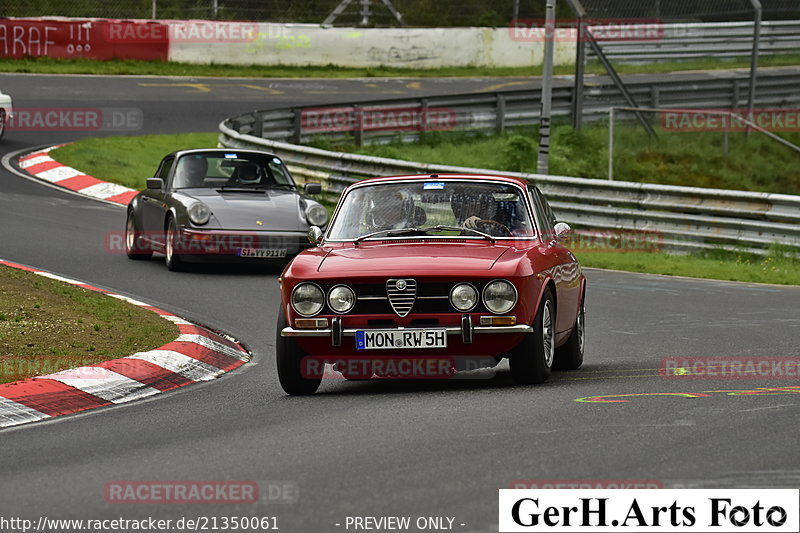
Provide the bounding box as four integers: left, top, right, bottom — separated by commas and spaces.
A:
328, 285, 355, 314
188, 202, 211, 225
450, 283, 478, 312
305, 203, 328, 227
482, 280, 517, 314
291, 283, 324, 317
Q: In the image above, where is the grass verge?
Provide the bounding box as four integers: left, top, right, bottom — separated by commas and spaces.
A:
51, 133, 219, 190
576, 245, 800, 286
0, 265, 179, 384
350, 125, 800, 195
47, 133, 800, 285
2, 55, 800, 78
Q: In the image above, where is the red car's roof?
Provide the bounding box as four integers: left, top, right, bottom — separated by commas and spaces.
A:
352, 173, 529, 188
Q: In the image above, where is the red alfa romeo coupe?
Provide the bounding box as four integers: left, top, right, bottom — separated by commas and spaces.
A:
276, 174, 586, 394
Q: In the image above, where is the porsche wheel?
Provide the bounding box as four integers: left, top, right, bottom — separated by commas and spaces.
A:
276, 312, 322, 395
554, 293, 585, 371
509, 288, 554, 384
125, 210, 152, 260
164, 217, 186, 272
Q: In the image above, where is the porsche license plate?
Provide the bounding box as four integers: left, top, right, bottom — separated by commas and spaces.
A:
356, 329, 447, 350
237, 248, 287, 258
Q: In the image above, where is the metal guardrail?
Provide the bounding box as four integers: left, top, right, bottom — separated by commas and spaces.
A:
591, 21, 800, 63
228, 68, 800, 147
220, 68, 800, 254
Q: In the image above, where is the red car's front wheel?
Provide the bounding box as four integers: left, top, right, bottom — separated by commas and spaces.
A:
509, 288, 554, 384
276, 312, 322, 395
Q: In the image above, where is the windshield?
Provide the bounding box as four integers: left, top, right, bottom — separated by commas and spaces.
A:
171, 152, 296, 189
327, 180, 536, 240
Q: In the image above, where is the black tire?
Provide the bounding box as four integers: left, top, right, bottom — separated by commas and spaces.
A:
164, 217, 186, 272
554, 293, 585, 371
0, 109, 6, 140
509, 288, 555, 385
125, 210, 152, 260
276, 312, 322, 395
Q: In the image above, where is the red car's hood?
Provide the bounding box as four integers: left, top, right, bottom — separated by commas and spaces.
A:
318, 242, 511, 273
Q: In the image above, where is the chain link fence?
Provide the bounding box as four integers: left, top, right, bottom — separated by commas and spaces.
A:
2, 0, 799, 26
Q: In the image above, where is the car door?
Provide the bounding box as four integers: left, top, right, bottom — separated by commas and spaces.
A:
141, 156, 174, 246
529, 185, 580, 335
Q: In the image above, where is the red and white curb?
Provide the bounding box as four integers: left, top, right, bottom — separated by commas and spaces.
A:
17, 145, 138, 206
0, 259, 250, 429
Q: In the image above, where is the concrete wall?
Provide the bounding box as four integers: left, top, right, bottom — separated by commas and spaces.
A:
167, 23, 577, 68
0, 18, 576, 68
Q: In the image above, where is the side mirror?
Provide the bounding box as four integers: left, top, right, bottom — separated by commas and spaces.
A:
304, 183, 322, 195
146, 177, 164, 190
307, 226, 323, 245
554, 222, 571, 241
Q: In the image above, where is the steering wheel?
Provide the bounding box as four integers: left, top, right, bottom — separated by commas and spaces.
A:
463, 216, 512, 236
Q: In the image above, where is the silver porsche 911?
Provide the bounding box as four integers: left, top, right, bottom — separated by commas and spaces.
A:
125, 148, 329, 271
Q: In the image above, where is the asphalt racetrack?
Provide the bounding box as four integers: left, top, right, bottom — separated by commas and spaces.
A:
0, 73, 799, 532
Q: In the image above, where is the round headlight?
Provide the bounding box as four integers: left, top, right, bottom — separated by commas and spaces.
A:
305, 203, 328, 227
328, 285, 355, 314
291, 283, 324, 317
450, 283, 478, 312
482, 280, 517, 314
188, 202, 211, 225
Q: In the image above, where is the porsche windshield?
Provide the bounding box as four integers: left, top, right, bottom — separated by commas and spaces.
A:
327, 180, 536, 240
172, 153, 295, 189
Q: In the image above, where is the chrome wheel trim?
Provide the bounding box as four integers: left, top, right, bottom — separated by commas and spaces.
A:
577, 304, 586, 355
542, 300, 554, 367
166, 222, 175, 263
125, 213, 136, 252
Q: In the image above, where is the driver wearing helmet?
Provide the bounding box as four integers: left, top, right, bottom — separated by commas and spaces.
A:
174, 155, 208, 188
367, 189, 417, 231
234, 163, 262, 185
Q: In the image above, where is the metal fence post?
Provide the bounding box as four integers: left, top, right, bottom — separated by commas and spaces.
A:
537, 0, 556, 175
496, 94, 506, 135
292, 109, 302, 144
253, 112, 263, 138
354, 105, 364, 146
571, 17, 586, 130
747, 0, 762, 137
608, 107, 614, 181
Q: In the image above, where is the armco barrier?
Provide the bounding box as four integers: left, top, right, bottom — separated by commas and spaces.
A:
218, 69, 800, 254
227, 68, 800, 146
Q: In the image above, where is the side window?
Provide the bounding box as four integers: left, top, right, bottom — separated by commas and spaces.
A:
157, 157, 174, 181
528, 185, 554, 237
539, 189, 557, 228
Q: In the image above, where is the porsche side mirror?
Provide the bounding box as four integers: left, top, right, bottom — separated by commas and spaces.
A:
146, 177, 163, 190
554, 222, 571, 241
308, 226, 323, 245
304, 183, 322, 195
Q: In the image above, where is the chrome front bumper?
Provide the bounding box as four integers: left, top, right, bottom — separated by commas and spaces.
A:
282, 315, 533, 347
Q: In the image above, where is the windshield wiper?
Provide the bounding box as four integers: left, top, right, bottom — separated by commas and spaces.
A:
352, 225, 496, 245
426, 225, 496, 243
353, 227, 424, 245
